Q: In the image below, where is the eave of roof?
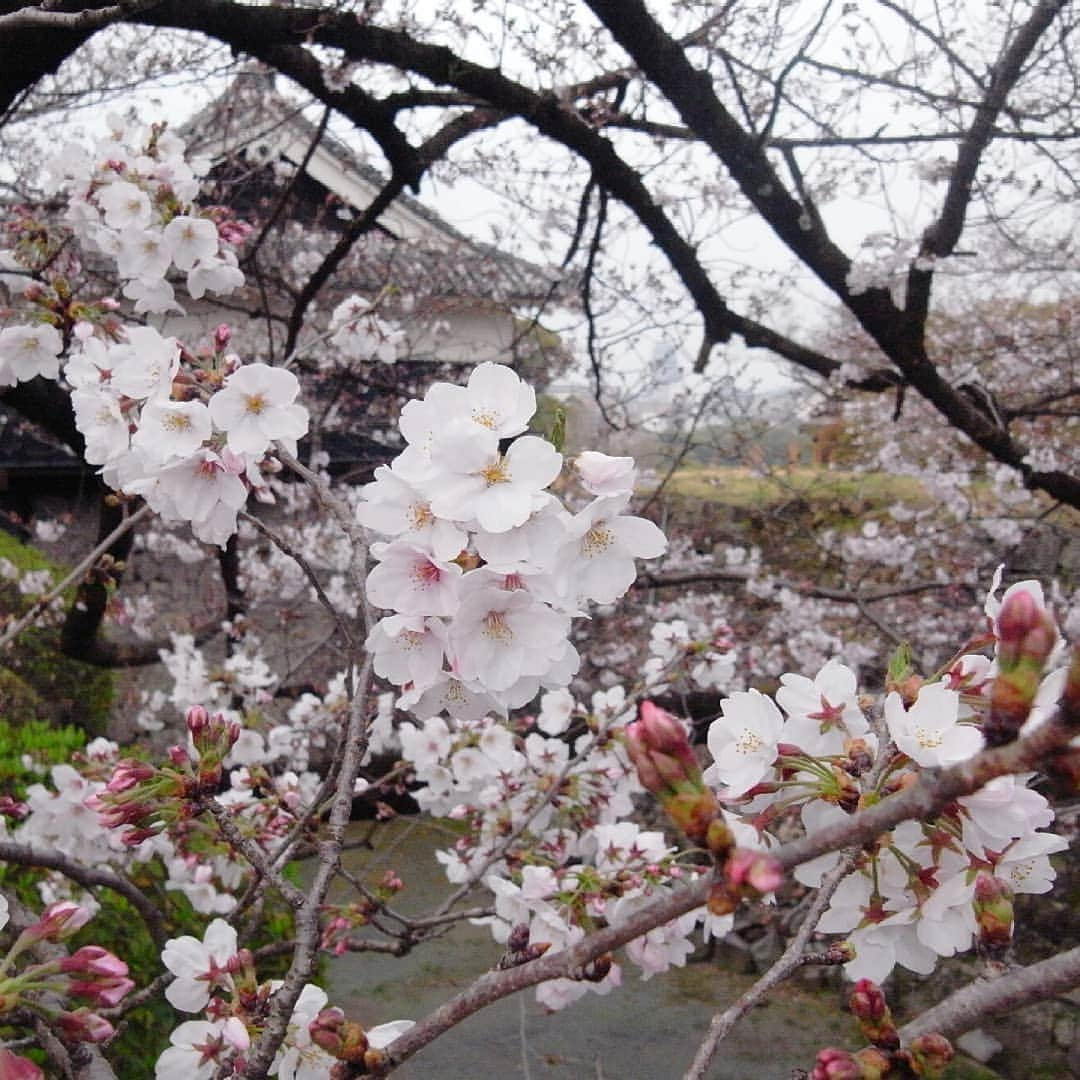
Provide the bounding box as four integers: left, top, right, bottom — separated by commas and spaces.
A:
185, 72, 571, 306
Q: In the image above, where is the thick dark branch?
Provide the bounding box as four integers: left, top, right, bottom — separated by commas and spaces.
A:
0, 839, 167, 946
233, 40, 424, 191
900, 946, 1080, 1042
906, 0, 1068, 325
132, 0, 746, 350
0, 1, 100, 117
372, 714, 1074, 1074
633, 570, 973, 606
582, 0, 879, 315
0, 0, 157, 31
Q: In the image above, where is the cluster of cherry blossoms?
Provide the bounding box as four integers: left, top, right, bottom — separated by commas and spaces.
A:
697, 572, 1073, 984
48, 112, 245, 315
156, 918, 412, 1079
0, 115, 310, 547
387, 565, 1076, 1013
7, 714, 319, 920
327, 294, 405, 365
359, 361, 667, 719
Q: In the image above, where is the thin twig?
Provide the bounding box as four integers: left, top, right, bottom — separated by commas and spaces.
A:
0, 839, 167, 947
0, 503, 151, 651
682, 852, 856, 1079
195, 795, 309, 910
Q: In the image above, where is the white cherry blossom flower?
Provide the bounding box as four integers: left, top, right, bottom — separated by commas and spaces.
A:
208, 363, 308, 456
272, 984, 336, 1080
97, 180, 152, 230
556, 494, 666, 605
776, 658, 870, 757
161, 918, 238, 1012
164, 214, 219, 271
398, 716, 453, 770
996, 831, 1069, 894
71, 387, 130, 465
116, 226, 175, 280
187, 252, 245, 298
844, 909, 937, 983
109, 326, 180, 400
0, 323, 63, 385
366, 614, 447, 690
427, 426, 562, 534
448, 585, 570, 692
459, 361, 536, 437
885, 682, 982, 767
705, 689, 785, 796
575, 451, 637, 496
356, 463, 466, 560
957, 774, 1054, 856
124, 276, 184, 315
330, 296, 404, 363
537, 688, 575, 735
151, 450, 248, 532
365, 542, 461, 617
398, 672, 506, 721
609, 895, 697, 980
133, 400, 212, 463
916, 871, 976, 957
156, 1018, 249, 1080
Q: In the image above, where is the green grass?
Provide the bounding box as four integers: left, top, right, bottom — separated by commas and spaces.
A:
659, 465, 929, 510
0, 527, 63, 576
0, 528, 114, 734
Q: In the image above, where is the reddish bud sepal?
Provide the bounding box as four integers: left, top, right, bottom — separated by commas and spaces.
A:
810, 1047, 860, 1079
973, 873, 1013, 961
625, 702, 718, 845
848, 979, 900, 1051
905, 1032, 954, 1077
985, 590, 1057, 747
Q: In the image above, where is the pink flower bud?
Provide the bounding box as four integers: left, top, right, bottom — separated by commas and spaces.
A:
106, 759, 155, 794
27, 901, 92, 943
56, 1008, 114, 1043
120, 826, 161, 847
0, 1048, 43, 1079
849, 979, 888, 1023
186, 705, 211, 740
60, 946, 129, 978
213, 323, 233, 351
66, 973, 135, 1007
0, 795, 28, 820
906, 1032, 953, 1075
309, 1007, 347, 1055
810, 1047, 860, 1080
996, 588, 1039, 646
168, 745, 190, 766
973, 872, 1013, 959
848, 979, 899, 1051
724, 848, 783, 895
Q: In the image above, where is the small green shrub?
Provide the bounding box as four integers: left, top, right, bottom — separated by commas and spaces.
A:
0, 529, 115, 735
0, 713, 86, 798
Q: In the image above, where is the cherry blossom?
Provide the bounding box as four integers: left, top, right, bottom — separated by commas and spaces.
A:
884, 682, 983, 767
155, 1017, 249, 1080
0, 323, 63, 385
208, 363, 308, 457
705, 689, 785, 796
161, 918, 238, 1012
427, 426, 562, 533
555, 494, 667, 605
